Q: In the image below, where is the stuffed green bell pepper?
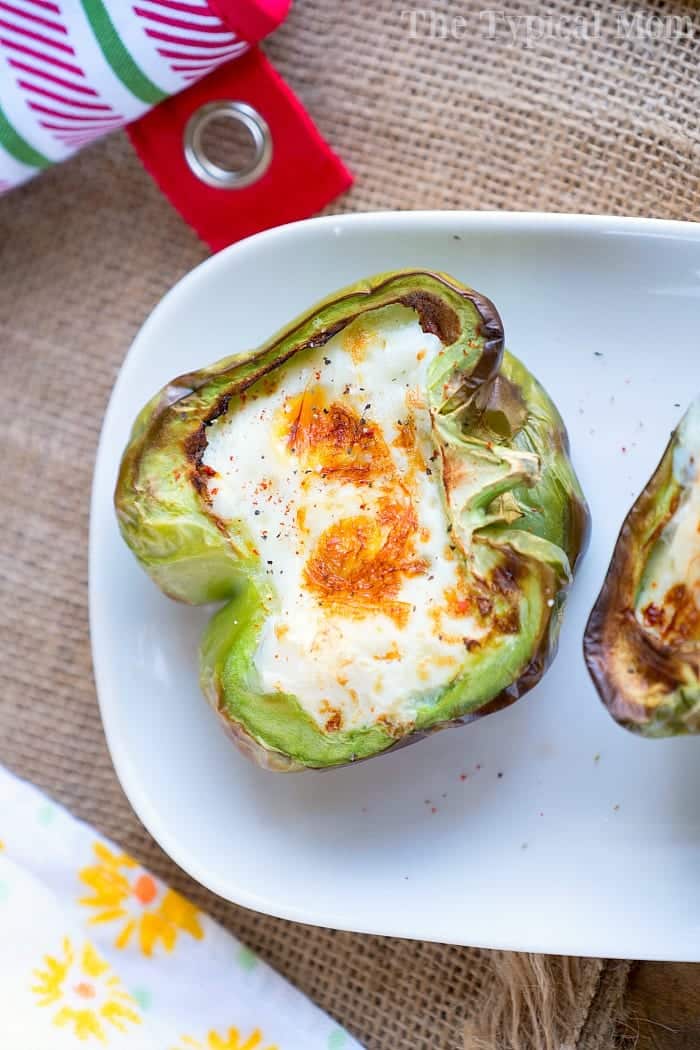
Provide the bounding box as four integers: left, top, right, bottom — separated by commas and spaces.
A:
584, 395, 700, 737
116, 270, 589, 771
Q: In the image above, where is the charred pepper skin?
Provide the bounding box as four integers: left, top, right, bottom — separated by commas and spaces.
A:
115, 271, 590, 770
584, 396, 700, 737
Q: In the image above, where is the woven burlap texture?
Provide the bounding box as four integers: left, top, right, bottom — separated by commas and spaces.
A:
4, 0, 698, 1045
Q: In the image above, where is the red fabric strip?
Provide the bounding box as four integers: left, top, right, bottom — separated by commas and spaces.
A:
206, 0, 290, 44
128, 48, 351, 252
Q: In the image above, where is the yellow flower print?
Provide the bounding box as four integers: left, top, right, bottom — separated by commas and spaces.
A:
173, 1026, 278, 1050
79, 842, 203, 957
32, 936, 141, 1042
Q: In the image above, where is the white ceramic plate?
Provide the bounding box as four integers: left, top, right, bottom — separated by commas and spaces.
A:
90, 212, 700, 961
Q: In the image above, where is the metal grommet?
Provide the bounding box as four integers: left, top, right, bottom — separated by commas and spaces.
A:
183, 101, 272, 190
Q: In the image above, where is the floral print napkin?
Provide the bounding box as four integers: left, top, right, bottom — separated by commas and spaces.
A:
0, 765, 361, 1050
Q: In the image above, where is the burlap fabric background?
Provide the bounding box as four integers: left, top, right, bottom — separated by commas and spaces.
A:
2, 0, 698, 1045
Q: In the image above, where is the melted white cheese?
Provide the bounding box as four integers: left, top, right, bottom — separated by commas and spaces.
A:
203, 306, 485, 732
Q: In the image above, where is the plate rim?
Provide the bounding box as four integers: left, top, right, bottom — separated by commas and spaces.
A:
89, 210, 700, 958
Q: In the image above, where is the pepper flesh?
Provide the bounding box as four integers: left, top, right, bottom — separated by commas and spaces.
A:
115, 270, 590, 770
584, 396, 700, 736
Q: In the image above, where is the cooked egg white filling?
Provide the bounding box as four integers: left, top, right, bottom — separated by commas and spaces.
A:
636, 397, 700, 644
203, 305, 488, 732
